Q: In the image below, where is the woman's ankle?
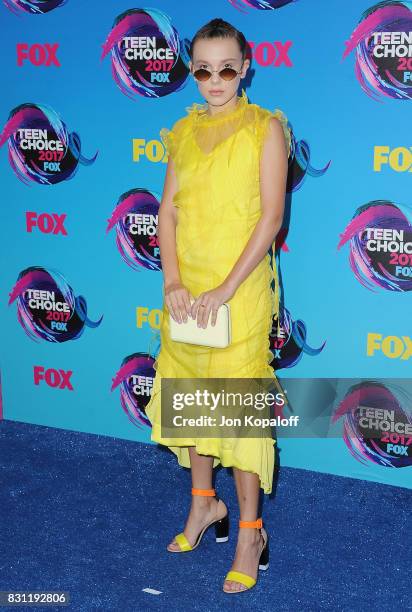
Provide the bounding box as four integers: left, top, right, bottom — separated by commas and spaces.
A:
237, 528, 262, 544
191, 495, 216, 509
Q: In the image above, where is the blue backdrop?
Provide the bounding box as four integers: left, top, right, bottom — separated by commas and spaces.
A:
1, 0, 411, 489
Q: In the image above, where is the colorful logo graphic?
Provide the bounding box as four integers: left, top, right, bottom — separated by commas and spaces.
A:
343, 1, 412, 101
0, 103, 97, 185
287, 132, 331, 192
333, 381, 412, 467
111, 353, 155, 429
338, 200, 412, 291
106, 188, 161, 271
8, 267, 103, 342
101, 8, 189, 99
270, 306, 326, 369
229, 0, 296, 11
3, 0, 67, 15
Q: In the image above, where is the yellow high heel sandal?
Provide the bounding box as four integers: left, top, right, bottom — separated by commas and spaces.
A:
168, 487, 229, 553
223, 517, 269, 593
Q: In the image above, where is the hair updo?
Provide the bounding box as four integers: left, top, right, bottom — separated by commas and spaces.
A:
189, 18, 247, 62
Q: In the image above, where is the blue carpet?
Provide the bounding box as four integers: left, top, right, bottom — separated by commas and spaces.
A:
0, 419, 410, 611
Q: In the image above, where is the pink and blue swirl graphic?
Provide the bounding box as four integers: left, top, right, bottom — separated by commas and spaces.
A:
8, 266, 103, 343
101, 8, 190, 99
106, 188, 161, 272
287, 132, 331, 192
332, 381, 412, 467
338, 200, 412, 292
111, 353, 155, 429
3, 0, 67, 15
0, 103, 97, 185
270, 305, 326, 370
343, 1, 412, 101
228, 0, 296, 11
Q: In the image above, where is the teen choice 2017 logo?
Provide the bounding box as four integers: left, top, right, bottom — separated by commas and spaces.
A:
8, 266, 103, 342
285, 131, 331, 193
101, 7, 190, 99
111, 353, 155, 429
106, 188, 161, 271
338, 200, 412, 291
0, 103, 98, 185
343, 1, 412, 100
270, 306, 326, 370
3, 0, 67, 15
332, 381, 412, 467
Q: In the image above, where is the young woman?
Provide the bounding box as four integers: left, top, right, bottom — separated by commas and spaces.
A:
145, 18, 291, 594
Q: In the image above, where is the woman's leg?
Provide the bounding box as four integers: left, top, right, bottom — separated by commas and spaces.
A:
167, 446, 227, 551
223, 468, 265, 592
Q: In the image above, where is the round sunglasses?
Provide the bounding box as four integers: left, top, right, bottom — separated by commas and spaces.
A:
191, 62, 244, 82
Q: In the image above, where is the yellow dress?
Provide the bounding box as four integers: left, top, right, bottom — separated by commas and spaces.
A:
145, 88, 291, 494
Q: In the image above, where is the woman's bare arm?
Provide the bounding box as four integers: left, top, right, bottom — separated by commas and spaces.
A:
158, 157, 193, 322
222, 117, 288, 294
158, 159, 180, 286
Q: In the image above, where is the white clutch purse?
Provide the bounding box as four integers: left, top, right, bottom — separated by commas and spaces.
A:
169, 301, 231, 348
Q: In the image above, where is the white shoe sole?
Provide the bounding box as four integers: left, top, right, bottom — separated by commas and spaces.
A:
216, 535, 229, 543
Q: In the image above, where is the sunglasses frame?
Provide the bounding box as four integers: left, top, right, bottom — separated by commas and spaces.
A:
191, 61, 244, 82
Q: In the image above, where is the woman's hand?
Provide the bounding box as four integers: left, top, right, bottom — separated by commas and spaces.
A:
191, 281, 236, 328
164, 281, 194, 324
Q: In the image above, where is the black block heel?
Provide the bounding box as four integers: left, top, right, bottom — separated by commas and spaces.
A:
214, 511, 229, 543
258, 534, 269, 570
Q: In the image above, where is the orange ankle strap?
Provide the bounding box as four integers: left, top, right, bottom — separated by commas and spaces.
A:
239, 518, 262, 529
191, 487, 215, 497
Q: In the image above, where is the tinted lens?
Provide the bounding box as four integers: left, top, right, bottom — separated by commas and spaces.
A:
219, 68, 238, 81
193, 68, 212, 82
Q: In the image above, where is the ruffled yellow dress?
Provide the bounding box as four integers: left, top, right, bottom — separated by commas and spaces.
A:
145, 88, 291, 494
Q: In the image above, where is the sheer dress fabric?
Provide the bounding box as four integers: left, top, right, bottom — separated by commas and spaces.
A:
145, 88, 291, 494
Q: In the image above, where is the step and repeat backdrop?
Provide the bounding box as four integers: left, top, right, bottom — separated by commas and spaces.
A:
0, 0, 411, 489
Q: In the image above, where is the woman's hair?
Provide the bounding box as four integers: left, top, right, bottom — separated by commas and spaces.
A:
189, 18, 247, 62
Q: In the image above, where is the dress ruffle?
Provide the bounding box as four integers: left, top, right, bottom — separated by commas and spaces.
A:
257, 106, 292, 159
159, 126, 175, 158
160, 88, 291, 164
185, 87, 249, 122
259, 108, 289, 336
